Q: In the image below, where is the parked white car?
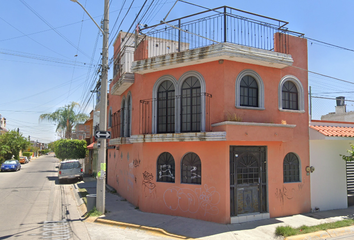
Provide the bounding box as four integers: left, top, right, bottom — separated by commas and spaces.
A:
58, 160, 83, 183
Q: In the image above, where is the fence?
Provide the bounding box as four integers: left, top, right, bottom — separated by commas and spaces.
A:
139, 93, 212, 134
138, 6, 303, 58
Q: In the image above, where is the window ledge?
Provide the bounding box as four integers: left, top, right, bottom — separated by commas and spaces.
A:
236, 106, 265, 110
279, 109, 305, 113
129, 131, 226, 143
284, 181, 302, 184
109, 137, 131, 145
211, 121, 296, 128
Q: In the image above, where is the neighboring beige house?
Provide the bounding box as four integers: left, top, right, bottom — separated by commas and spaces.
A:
309, 120, 354, 211
321, 96, 354, 122
0, 114, 8, 135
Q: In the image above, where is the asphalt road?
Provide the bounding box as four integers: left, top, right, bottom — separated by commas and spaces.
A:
0, 155, 90, 240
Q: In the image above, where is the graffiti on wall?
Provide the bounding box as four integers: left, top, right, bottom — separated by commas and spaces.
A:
142, 171, 156, 197
163, 184, 220, 216
190, 166, 201, 179
114, 151, 120, 187
275, 186, 295, 204
133, 158, 141, 168
158, 164, 174, 180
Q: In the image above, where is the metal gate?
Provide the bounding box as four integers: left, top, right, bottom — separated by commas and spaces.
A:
347, 161, 354, 206
230, 146, 267, 216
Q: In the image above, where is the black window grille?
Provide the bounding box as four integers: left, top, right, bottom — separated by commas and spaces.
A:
181, 152, 201, 184
181, 77, 201, 132
240, 75, 258, 107
157, 81, 175, 133
236, 153, 259, 185
121, 100, 125, 137
283, 152, 300, 182
282, 81, 298, 110
157, 152, 175, 183
127, 96, 131, 137
108, 108, 112, 128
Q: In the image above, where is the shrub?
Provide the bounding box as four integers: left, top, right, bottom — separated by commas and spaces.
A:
54, 139, 87, 160
23, 152, 33, 158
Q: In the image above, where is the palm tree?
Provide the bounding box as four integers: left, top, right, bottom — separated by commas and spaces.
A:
39, 102, 89, 139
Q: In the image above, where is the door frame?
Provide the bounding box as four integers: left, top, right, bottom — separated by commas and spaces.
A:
230, 146, 268, 216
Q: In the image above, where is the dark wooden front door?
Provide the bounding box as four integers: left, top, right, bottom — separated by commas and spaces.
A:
230, 146, 267, 216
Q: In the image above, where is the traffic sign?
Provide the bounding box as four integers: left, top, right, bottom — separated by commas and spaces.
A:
95, 131, 111, 139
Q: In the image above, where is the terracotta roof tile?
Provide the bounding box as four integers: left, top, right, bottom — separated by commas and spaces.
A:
310, 125, 354, 137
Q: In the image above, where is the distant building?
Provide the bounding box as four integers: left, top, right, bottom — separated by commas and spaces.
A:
0, 114, 8, 135
72, 124, 91, 140
321, 96, 354, 122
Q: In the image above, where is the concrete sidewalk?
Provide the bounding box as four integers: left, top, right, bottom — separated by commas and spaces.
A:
76, 177, 354, 240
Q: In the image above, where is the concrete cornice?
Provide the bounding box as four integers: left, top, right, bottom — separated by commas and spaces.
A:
211, 121, 296, 128
129, 131, 226, 143
131, 43, 293, 74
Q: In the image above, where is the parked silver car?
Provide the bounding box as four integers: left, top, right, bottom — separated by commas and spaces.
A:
58, 160, 83, 183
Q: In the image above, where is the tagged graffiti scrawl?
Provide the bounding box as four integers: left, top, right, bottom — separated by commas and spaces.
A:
158, 164, 174, 180
275, 186, 295, 204
133, 159, 141, 167
163, 184, 220, 216
142, 171, 156, 197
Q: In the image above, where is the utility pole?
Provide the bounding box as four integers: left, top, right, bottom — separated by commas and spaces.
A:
97, 0, 109, 214
70, 0, 109, 213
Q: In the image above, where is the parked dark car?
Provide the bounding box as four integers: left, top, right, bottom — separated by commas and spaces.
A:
1, 160, 21, 172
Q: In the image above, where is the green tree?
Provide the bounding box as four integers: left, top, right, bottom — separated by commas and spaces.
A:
39, 102, 88, 139
341, 144, 354, 161
48, 142, 55, 151
54, 139, 87, 160
0, 130, 30, 162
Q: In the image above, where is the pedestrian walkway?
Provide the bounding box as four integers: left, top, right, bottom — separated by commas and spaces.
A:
76, 178, 354, 240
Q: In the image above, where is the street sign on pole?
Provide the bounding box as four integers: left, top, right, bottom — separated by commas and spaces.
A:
95, 131, 111, 139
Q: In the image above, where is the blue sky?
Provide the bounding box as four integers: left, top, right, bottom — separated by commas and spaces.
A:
1, 0, 353, 143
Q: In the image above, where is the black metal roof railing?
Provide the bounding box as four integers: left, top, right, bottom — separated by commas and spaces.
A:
138, 6, 304, 57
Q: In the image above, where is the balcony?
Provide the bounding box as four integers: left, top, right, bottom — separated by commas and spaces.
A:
109, 108, 132, 145
110, 45, 135, 95
129, 93, 227, 143
132, 6, 303, 74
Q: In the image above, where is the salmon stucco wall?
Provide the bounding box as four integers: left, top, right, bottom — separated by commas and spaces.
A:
107, 33, 310, 223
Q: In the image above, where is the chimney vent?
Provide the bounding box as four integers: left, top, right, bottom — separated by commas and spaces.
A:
336, 96, 345, 106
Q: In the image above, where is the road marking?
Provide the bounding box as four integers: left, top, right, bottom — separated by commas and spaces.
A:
41, 220, 71, 239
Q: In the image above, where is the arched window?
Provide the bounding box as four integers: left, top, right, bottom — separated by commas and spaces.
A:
282, 81, 298, 110
181, 77, 201, 132
235, 70, 264, 109
283, 152, 300, 183
181, 152, 201, 184
240, 75, 259, 107
120, 98, 125, 137
278, 75, 305, 112
157, 81, 175, 133
127, 94, 131, 137
156, 152, 175, 183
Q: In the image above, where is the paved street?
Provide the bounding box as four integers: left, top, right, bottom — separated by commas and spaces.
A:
0, 155, 177, 240
3, 155, 354, 240
0, 155, 90, 240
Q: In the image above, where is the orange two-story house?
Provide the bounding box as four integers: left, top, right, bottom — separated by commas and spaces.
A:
106, 6, 310, 224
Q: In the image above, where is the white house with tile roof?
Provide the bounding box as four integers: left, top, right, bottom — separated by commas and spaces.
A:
309, 120, 354, 211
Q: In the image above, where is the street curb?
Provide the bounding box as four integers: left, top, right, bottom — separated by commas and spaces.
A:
71, 184, 87, 217
73, 184, 84, 206
284, 225, 354, 240
94, 218, 194, 239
